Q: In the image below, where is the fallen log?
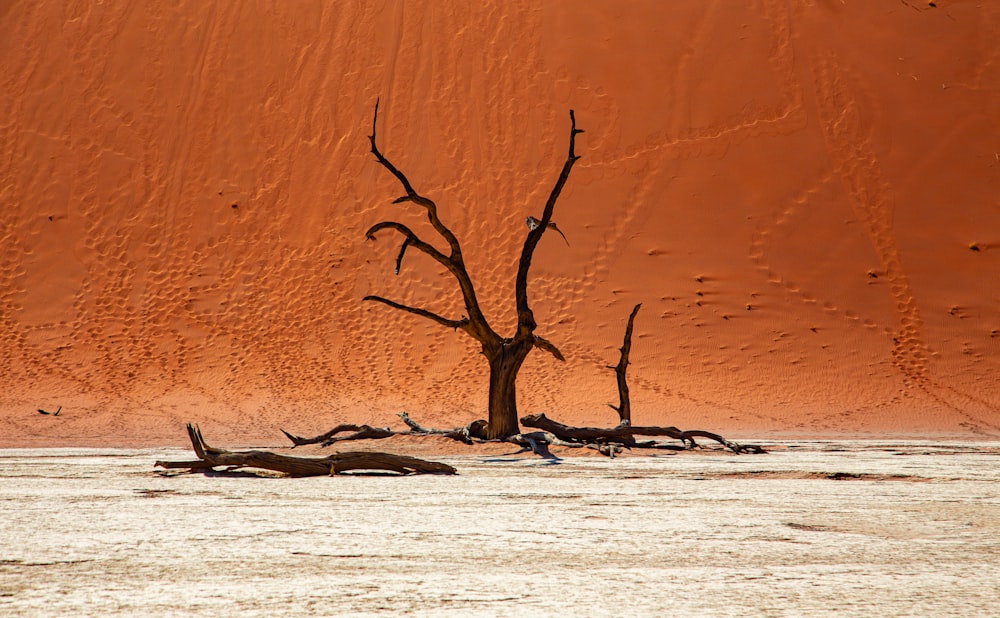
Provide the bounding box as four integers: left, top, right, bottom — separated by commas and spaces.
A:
520, 412, 678, 443
520, 412, 763, 454
155, 424, 457, 476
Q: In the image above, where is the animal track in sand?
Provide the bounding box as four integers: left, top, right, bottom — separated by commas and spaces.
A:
813, 55, 928, 386
557, 0, 810, 361
749, 170, 879, 333
811, 53, 1000, 431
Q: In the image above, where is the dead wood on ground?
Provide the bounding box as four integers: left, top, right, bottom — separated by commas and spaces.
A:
155, 424, 457, 476
280, 423, 396, 447
280, 413, 487, 448
520, 304, 765, 455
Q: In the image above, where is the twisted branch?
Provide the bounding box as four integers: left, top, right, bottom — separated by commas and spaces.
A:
365, 220, 448, 260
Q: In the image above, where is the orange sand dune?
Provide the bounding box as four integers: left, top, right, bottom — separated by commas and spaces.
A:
1, 1, 998, 447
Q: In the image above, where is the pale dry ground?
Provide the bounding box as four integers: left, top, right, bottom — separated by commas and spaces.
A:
1, 1, 999, 446
1, 442, 998, 617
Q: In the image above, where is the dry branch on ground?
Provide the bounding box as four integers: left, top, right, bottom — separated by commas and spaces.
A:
155, 424, 457, 476
519, 305, 765, 454
280, 413, 487, 447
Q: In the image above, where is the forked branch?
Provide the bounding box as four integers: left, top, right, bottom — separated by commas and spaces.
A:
366, 99, 496, 345
516, 110, 584, 332
365, 221, 449, 268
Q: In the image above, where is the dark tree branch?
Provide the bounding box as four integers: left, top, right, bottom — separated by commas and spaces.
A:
363, 295, 469, 330
533, 334, 565, 362
519, 413, 764, 454
612, 303, 642, 425
367, 99, 461, 264
280, 424, 398, 447
394, 237, 412, 275
397, 412, 484, 443
281, 424, 370, 447
679, 429, 765, 454
367, 99, 497, 346
283, 414, 488, 448
515, 110, 583, 334
368, 98, 423, 207
365, 221, 449, 267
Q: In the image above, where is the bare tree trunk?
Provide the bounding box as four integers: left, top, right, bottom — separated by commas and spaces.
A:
610, 303, 641, 426
486, 341, 532, 439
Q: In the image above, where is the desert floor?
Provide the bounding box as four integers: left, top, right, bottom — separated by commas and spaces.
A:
2, 441, 999, 616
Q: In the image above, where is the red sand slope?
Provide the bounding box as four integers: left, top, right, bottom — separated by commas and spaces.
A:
1, 1, 998, 446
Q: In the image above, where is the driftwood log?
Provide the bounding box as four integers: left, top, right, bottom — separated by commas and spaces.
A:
155, 424, 457, 476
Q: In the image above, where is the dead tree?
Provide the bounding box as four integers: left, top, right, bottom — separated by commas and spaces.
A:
521, 305, 765, 454
363, 100, 582, 439
155, 424, 457, 476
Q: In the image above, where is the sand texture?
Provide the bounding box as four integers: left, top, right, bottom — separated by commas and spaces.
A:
1, 1, 999, 446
